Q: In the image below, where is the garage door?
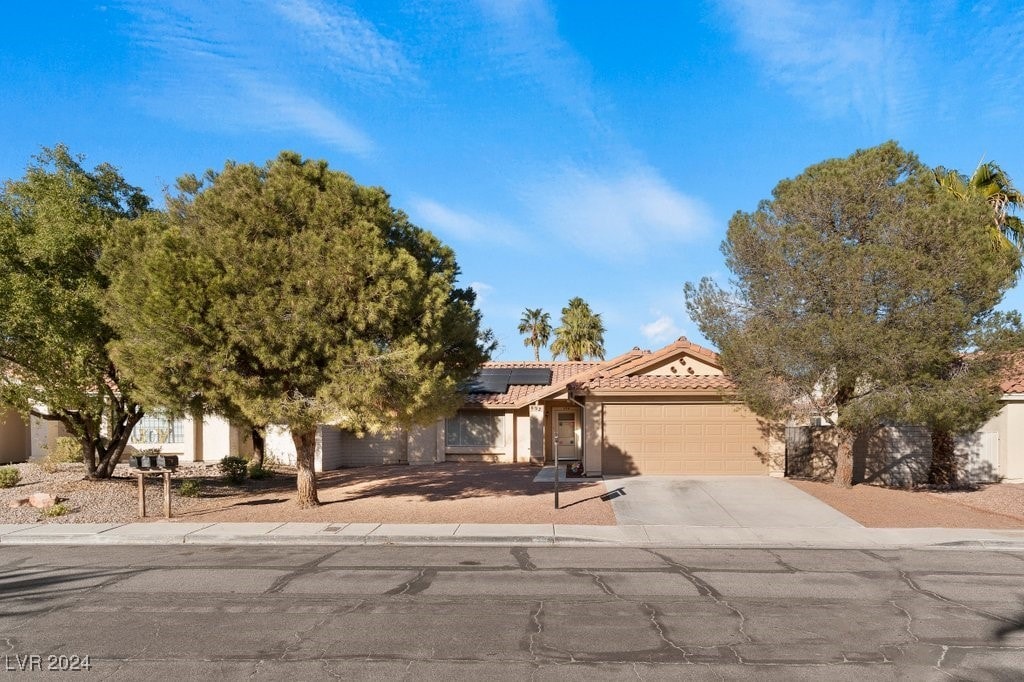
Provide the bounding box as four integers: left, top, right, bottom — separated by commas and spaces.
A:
602, 403, 767, 475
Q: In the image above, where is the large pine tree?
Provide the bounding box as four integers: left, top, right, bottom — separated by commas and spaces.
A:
107, 152, 493, 506
685, 142, 1020, 487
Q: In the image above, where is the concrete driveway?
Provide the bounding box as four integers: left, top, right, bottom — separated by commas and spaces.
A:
603, 475, 862, 528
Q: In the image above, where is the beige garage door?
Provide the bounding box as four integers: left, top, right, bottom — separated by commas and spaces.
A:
602, 403, 767, 475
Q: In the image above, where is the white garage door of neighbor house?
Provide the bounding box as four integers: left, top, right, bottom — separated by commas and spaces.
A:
602, 403, 768, 475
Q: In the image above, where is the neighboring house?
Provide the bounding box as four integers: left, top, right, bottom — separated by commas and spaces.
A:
0, 408, 251, 465
0, 408, 30, 464
786, 363, 1024, 485
269, 337, 785, 476
964, 366, 1024, 482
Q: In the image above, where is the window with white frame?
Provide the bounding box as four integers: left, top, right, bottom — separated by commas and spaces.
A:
130, 413, 184, 444
445, 411, 504, 448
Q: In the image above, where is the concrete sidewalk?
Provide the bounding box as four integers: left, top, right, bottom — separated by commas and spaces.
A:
2, 521, 1024, 549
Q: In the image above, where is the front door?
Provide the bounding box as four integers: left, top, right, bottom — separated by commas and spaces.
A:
555, 410, 578, 461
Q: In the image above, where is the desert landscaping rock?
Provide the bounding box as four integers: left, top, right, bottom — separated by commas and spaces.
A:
0, 462, 614, 525
2, 460, 1023, 529
788, 479, 1024, 529
28, 491, 59, 508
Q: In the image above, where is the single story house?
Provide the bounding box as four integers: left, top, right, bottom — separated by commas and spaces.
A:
0, 408, 251, 466
6, 336, 1019, 484
786, 365, 1024, 486
266, 337, 785, 476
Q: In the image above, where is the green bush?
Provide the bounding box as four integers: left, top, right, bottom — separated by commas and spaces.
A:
219, 456, 249, 484
51, 437, 83, 463
178, 479, 202, 497
0, 466, 21, 488
41, 436, 83, 472
247, 462, 274, 480
41, 502, 70, 517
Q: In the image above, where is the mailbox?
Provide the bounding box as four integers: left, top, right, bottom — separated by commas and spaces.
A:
157, 455, 179, 470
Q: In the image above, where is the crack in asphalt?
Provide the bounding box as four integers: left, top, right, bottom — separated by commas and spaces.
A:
262, 548, 345, 594
511, 547, 536, 571
898, 570, 1015, 625
933, 645, 955, 679
644, 549, 753, 647
888, 599, 920, 643
639, 601, 692, 661
765, 549, 800, 572
385, 568, 437, 596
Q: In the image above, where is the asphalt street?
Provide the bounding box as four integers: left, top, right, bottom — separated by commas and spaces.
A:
2, 544, 1023, 680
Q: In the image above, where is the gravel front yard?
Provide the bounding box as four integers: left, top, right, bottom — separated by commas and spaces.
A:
6, 461, 1023, 529
788, 479, 1024, 528
0, 462, 614, 526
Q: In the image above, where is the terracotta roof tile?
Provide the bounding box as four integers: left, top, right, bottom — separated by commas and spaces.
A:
462, 339, 728, 407
601, 337, 720, 378
1001, 355, 1024, 393
581, 375, 737, 391
464, 361, 602, 407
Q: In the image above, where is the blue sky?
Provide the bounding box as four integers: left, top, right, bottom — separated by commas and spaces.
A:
3, 1, 1023, 360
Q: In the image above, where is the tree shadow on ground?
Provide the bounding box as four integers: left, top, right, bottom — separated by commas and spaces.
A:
315, 463, 599, 504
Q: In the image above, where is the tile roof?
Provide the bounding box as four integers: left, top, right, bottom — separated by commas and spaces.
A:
462, 337, 731, 406
580, 375, 737, 391
1001, 355, 1024, 393
599, 337, 720, 378
463, 361, 603, 407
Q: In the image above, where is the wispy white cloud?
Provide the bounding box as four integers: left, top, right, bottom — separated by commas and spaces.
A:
233, 74, 373, 155
474, 0, 598, 126
468, 281, 493, 306
267, 0, 415, 85
717, 0, 919, 130
641, 314, 682, 343
409, 197, 527, 246
527, 164, 713, 260
122, 0, 414, 155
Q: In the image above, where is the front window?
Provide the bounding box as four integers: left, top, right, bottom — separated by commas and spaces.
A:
130, 413, 184, 444
445, 411, 504, 448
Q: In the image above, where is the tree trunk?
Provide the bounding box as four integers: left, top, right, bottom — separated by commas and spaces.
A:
95, 441, 123, 478
87, 407, 143, 479
291, 427, 320, 508
833, 429, 855, 488
80, 437, 97, 478
251, 426, 266, 468
928, 427, 957, 487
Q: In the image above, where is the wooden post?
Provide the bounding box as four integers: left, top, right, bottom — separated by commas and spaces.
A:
553, 437, 560, 510
137, 472, 146, 518
162, 471, 171, 519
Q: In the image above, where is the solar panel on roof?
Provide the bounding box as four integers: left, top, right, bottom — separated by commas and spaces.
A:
508, 368, 552, 386
465, 368, 512, 394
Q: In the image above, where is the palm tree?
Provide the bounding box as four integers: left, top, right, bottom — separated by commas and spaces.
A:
518, 308, 551, 361
934, 161, 1024, 255
551, 297, 605, 361
929, 160, 1023, 485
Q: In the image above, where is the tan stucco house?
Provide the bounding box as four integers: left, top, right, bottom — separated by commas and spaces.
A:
0, 408, 251, 466
265, 337, 785, 476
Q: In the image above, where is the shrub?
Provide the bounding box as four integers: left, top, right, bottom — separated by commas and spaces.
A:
0, 466, 20, 488
247, 462, 274, 480
41, 502, 70, 517
178, 479, 202, 497
51, 437, 83, 463
219, 456, 249, 484
41, 436, 83, 472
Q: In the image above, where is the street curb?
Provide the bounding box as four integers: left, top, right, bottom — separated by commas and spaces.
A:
3, 532, 1024, 550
